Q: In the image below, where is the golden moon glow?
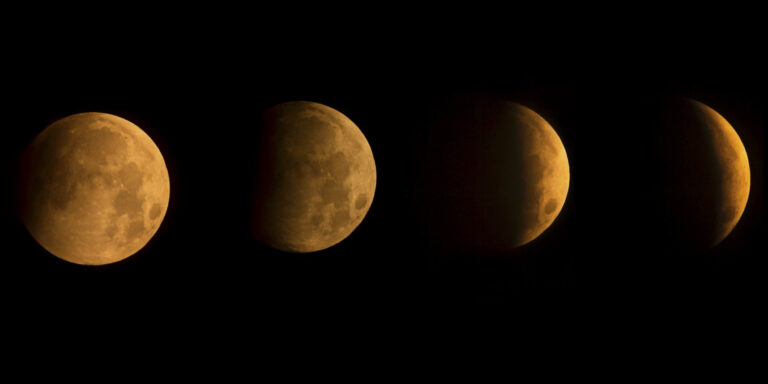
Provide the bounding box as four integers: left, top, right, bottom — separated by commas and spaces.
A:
689, 99, 750, 246
252, 101, 377, 253
422, 98, 570, 252
19, 112, 170, 265
511, 103, 570, 246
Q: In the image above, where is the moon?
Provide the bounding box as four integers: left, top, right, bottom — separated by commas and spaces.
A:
19, 112, 170, 265
251, 101, 377, 253
511, 103, 570, 246
422, 96, 570, 251
659, 99, 750, 249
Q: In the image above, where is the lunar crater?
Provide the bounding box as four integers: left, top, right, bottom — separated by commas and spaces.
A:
252, 101, 376, 253
20, 112, 170, 265
427, 100, 569, 250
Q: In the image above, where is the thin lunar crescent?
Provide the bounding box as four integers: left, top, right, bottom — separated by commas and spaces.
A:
19, 112, 170, 265
689, 99, 750, 246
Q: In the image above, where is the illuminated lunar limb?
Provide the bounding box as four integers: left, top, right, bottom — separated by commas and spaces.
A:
662, 99, 751, 249
20, 112, 170, 265
508, 103, 570, 246
422, 97, 570, 252
251, 101, 377, 253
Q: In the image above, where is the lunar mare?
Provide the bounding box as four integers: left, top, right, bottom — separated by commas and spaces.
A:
511, 103, 570, 246
19, 112, 170, 265
691, 100, 750, 246
422, 97, 570, 251
252, 101, 376, 253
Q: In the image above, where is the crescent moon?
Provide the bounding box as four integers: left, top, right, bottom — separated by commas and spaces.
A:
422, 97, 570, 251
689, 99, 750, 246
510, 102, 570, 246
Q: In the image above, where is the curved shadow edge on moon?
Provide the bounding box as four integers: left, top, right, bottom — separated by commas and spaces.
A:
689, 99, 750, 248
511, 102, 570, 247
19, 112, 171, 265
421, 98, 570, 252
251, 101, 377, 253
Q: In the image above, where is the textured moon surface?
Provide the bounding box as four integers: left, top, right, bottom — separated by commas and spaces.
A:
663, 99, 750, 248
252, 101, 376, 253
422, 97, 570, 251
510, 103, 570, 246
19, 113, 170, 265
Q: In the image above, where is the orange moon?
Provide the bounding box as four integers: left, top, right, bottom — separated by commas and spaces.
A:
512, 103, 570, 246
422, 97, 570, 251
663, 99, 751, 248
251, 101, 377, 253
19, 112, 170, 265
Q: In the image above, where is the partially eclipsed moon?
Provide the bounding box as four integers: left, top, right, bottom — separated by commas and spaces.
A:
663, 99, 751, 248
423, 97, 570, 251
690, 100, 750, 246
19, 112, 170, 265
252, 101, 377, 253
510, 103, 570, 246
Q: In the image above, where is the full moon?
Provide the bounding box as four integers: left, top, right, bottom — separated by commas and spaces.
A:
251, 101, 377, 253
421, 96, 570, 251
19, 112, 170, 265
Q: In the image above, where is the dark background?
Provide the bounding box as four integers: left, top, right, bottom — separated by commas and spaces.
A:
1, 10, 765, 350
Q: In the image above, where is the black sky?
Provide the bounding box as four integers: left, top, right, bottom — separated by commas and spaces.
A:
1, 14, 765, 346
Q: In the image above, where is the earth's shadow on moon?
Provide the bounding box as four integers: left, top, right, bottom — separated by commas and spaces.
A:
415, 92, 570, 254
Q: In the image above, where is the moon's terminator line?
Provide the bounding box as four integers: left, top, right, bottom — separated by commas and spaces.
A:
421, 97, 570, 251
251, 101, 377, 253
